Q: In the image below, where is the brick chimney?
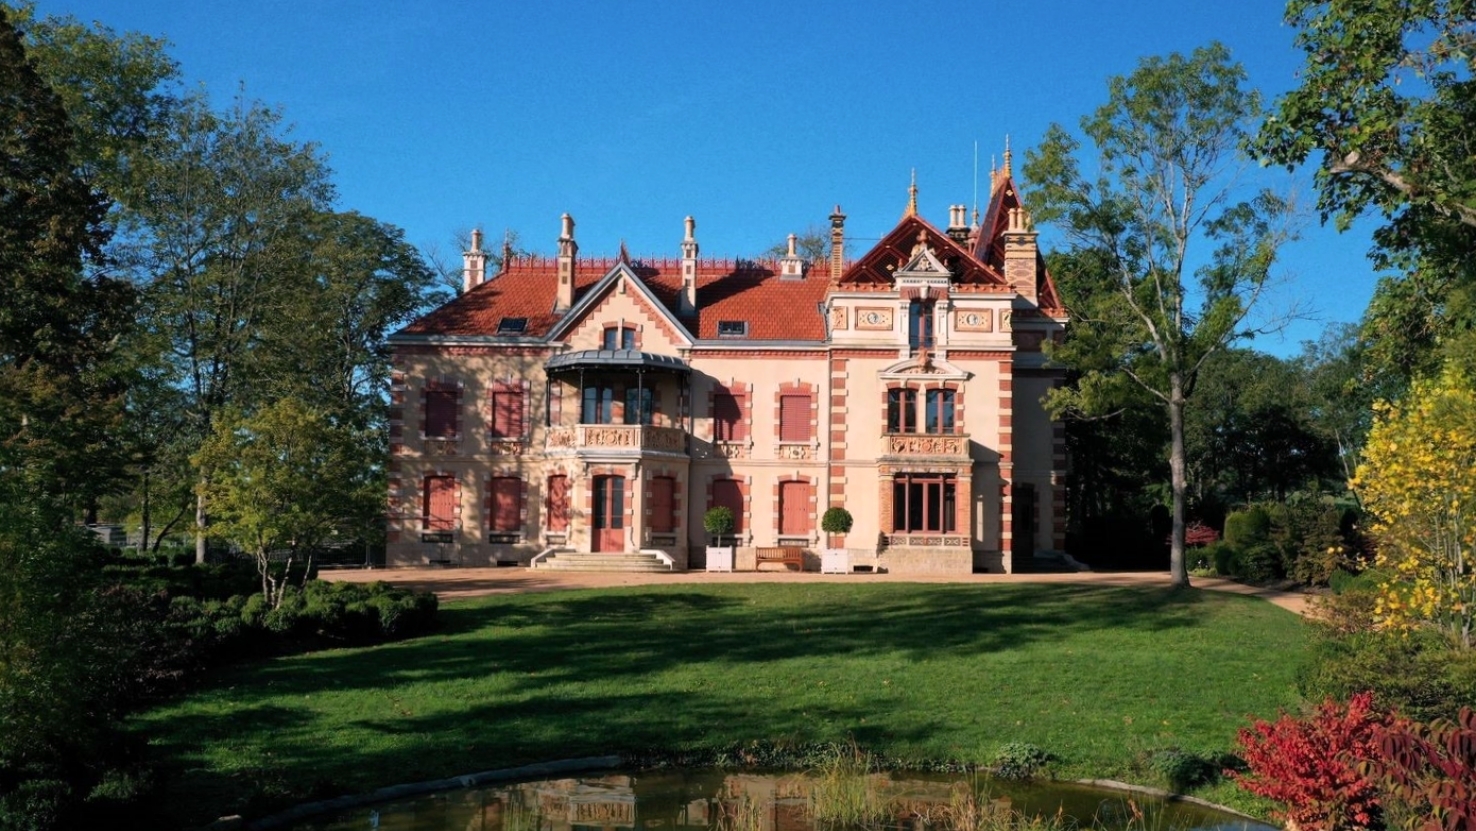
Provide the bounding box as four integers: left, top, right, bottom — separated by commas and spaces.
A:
556, 213, 577, 312
946, 205, 970, 244
462, 228, 486, 293
829, 205, 846, 283
1003, 206, 1038, 302
679, 215, 698, 314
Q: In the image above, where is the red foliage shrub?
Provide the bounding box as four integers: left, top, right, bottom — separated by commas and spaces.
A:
1185, 521, 1219, 547
1234, 691, 1389, 831
1364, 707, 1476, 831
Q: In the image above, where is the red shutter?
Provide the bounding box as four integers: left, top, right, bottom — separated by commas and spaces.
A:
779, 480, 809, 536
780, 394, 809, 442
491, 477, 521, 531
714, 394, 743, 441
424, 476, 456, 530
492, 390, 524, 438
649, 477, 675, 533
546, 475, 569, 532
711, 479, 743, 533
425, 390, 456, 437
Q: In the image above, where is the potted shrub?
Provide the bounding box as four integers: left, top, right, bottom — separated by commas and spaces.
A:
703, 506, 736, 572
820, 506, 853, 574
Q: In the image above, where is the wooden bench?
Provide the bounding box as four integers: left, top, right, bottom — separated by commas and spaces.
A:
755, 546, 805, 571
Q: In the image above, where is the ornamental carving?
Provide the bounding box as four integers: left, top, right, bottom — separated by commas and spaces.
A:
715, 441, 749, 459
855, 307, 894, 330
424, 438, 460, 457
829, 306, 849, 330
954, 309, 993, 332
546, 427, 576, 448
487, 440, 525, 456
882, 534, 970, 548
776, 443, 814, 460
885, 435, 967, 457
585, 426, 637, 447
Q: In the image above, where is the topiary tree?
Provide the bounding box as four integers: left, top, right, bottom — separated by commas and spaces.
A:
821, 507, 853, 548
703, 506, 735, 546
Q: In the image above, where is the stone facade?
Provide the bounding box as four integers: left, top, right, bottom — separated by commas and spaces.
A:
386, 169, 1068, 574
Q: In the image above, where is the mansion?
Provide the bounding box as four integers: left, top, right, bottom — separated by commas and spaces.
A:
386, 165, 1068, 574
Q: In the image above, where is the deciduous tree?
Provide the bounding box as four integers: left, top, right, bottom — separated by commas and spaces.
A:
1024, 43, 1292, 586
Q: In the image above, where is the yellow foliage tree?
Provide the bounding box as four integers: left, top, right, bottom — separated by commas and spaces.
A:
1353, 369, 1476, 649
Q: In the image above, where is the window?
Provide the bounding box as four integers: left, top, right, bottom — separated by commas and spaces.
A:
925, 389, 955, 434
489, 476, 522, 532
713, 393, 745, 441
546, 475, 569, 532
624, 387, 653, 425
908, 300, 935, 350
887, 388, 918, 433
423, 475, 456, 531
582, 384, 617, 424
779, 393, 810, 442
711, 479, 744, 534
425, 389, 457, 438
891, 473, 956, 533
603, 326, 636, 350
497, 317, 528, 334
649, 476, 676, 533
490, 388, 524, 438
594, 475, 625, 529
779, 480, 811, 536
717, 320, 748, 338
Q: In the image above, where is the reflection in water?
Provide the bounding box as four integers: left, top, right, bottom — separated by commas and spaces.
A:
297, 770, 1274, 831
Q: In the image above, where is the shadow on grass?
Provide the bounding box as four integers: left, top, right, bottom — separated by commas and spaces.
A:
139, 582, 1253, 827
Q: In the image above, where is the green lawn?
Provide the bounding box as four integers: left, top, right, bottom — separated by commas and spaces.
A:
135, 582, 1307, 826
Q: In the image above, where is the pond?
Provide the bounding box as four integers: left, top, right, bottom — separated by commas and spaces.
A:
294, 769, 1275, 831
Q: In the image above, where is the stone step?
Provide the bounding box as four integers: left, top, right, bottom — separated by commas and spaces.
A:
533, 552, 674, 573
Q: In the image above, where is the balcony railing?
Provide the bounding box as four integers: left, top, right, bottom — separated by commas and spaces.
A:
546, 424, 689, 454
880, 433, 971, 459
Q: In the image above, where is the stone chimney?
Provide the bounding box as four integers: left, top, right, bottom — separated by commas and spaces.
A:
679, 215, 698, 314
462, 228, 487, 293
1003, 206, 1038, 302
829, 205, 846, 283
556, 213, 577, 312
946, 205, 970, 244
779, 233, 805, 280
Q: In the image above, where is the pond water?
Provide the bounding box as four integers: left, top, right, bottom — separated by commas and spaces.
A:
294, 769, 1275, 831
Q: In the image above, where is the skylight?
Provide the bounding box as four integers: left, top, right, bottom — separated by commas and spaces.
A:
716, 320, 748, 338
497, 317, 528, 334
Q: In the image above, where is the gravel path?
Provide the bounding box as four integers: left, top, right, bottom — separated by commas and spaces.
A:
324, 567, 1312, 615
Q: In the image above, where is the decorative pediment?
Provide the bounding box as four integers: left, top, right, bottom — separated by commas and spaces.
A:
879, 351, 971, 381
896, 231, 951, 278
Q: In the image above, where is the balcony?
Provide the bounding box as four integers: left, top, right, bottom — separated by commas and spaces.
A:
879, 433, 971, 460
546, 424, 689, 455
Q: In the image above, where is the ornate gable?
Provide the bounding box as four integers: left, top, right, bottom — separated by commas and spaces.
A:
834, 215, 1004, 290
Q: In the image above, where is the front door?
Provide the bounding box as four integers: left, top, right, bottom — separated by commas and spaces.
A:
591, 475, 625, 552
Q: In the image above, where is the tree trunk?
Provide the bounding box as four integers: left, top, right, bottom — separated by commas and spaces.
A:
194, 487, 208, 565
1168, 374, 1190, 589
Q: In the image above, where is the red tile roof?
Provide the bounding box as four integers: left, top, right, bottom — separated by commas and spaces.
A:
398, 255, 833, 341
835, 214, 1007, 291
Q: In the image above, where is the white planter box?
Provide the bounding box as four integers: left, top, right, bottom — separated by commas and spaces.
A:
821, 548, 850, 574
705, 545, 734, 572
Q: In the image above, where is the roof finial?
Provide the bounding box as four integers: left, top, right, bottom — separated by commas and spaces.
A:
903, 168, 918, 219
1002, 135, 1012, 179
618, 239, 630, 264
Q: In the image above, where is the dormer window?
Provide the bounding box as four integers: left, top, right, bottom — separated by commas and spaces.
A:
497, 317, 528, 334
602, 326, 636, 350
717, 320, 748, 338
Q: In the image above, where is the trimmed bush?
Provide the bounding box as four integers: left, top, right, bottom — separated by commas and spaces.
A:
1224, 506, 1272, 549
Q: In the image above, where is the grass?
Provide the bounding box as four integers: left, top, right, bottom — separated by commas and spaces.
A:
132, 582, 1307, 826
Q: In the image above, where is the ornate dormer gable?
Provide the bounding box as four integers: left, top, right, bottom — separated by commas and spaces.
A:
878, 352, 971, 381
833, 214, 1005, 291
975, 166, 1065, 314
545, 260, 695, 351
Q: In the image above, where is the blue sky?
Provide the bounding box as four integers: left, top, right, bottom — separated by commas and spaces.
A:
33, 0, 1385, 356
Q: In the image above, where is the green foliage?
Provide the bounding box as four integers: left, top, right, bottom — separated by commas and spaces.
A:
1025, 43, 1291, 585
704, 506, 736, 538
1137, 748, 1233, 792
1224, 507, 1272, 549
990, 743, 1052, 781
820, 507, 853, 536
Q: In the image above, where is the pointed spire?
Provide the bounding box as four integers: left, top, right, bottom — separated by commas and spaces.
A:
618, 239, 630, 264
1002, 135, 1013, 179
903, 168, 919, 219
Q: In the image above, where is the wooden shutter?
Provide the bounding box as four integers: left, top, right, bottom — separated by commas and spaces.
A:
425, 390, 456, 437
649, 477, 675, 533
492, 390, 524, 438
713, 393, 743, 441
546, 475, 569, 532
490, 477, 521, 531
779, 480, 809, 536
424, 476, 456, 530
779, 394, 809, 442
711, 479, 743, 533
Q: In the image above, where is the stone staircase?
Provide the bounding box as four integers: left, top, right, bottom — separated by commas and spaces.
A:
532, 550, 675, 573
